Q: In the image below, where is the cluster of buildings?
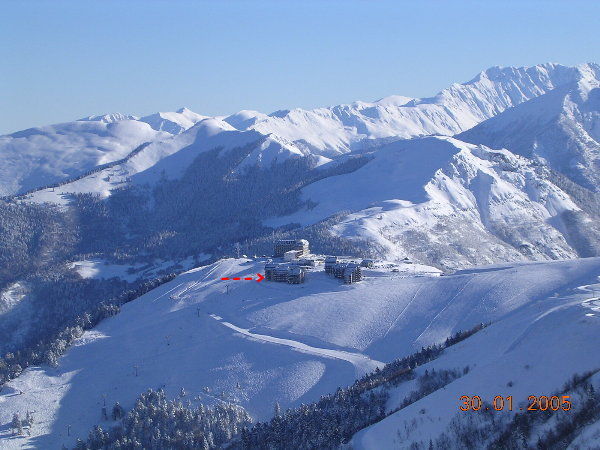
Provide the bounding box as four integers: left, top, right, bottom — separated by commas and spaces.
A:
264, 239, 374, 285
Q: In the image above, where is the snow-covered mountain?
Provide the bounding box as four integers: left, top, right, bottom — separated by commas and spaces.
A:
24, 131, 599, 269
459, 63, 600, 191
78, 113, 139, 123
23, 118, 314, 204
79, 107, 209, 134
138, 107, 209, 135
1, 257, 599, 448
4, 63, 597, 199
2, 63, 600, 448
0, 119, 169, 197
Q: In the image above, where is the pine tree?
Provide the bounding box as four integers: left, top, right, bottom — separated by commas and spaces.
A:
25, 410, 34, 428
11, 413, 22, 435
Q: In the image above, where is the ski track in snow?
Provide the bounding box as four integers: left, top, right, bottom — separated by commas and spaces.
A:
209, 314, 384, 375
414, 276, 473, 343
382, 284, 423, 340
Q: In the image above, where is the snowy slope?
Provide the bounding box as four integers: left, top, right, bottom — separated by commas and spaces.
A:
267, 136, 593, 269
459, 63, 600, 190
351, 270, 600, 449
227, 63, 594, 156
1, 257, 600, 448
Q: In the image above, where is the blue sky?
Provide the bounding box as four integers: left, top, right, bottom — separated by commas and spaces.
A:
1, 0, 599, 134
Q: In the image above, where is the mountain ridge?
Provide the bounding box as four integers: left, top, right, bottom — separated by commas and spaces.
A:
2, 63, 596, 197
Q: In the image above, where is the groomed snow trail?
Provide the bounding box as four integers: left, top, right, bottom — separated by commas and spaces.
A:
209, 314, 384, 375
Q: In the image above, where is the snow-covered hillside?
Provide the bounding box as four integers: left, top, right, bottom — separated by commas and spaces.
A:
268, 136, 596, 269
352, 267, 600, 448
17, 129, 600, 270
1, 257, 600, 448
0, 108, 211, 197
0, 120, 170, 197
23, 118, 310, 204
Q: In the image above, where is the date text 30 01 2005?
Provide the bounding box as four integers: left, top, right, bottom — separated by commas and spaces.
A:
460, 395, 572, 412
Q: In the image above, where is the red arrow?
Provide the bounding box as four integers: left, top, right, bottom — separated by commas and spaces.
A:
221, 273, 265, 282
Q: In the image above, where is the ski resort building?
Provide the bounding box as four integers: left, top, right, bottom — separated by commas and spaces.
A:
324, 256, 338, 274
332, 263, 347, 278
287, 266, 306, 284
343, 263, 363, 284
264, 262, 277, 281
328, 261, 363, 284
274, 239, 310, 258
273, 265, 291, 282
297, 257, 317, 267
264, 262, 306, 284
